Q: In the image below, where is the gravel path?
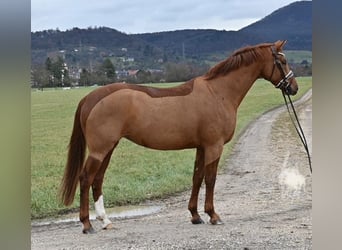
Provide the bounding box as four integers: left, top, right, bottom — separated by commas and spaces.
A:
31, 90, 312, 250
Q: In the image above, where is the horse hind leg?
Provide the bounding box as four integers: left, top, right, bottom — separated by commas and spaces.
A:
79, 155, 103, 234
92, 145, 117, 230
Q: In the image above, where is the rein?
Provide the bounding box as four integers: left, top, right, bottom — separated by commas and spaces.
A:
270, 45, 312, 174
281, 90, 312, 174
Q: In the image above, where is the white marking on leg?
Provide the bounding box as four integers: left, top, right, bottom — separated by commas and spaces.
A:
94, 195, 112, 229
95, 195, 105, 218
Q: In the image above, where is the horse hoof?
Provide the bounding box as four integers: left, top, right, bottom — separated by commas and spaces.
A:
82, 227, 96, 234
210, 218, 224, 225
102, 223, 113, 230
191, 218, 205, 224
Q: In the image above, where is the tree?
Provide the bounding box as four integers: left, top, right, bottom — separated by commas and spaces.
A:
79, 68, 92, 86
101, 58, 116, 83
92, 69, 107, 85
51, 56, 65, 86
136, 70, 152, 83
32, 65, 50, 90
44, 56, 70, 87
164, 62, 209, 82
45, 57, 52, 71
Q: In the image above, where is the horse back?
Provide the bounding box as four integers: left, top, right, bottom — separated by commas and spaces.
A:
79, 80, 195, 129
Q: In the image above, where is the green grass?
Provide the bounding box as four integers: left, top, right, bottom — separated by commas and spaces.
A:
31, 77, 312, 219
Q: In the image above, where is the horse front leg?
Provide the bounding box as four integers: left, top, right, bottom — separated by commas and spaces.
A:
188, 147, 205, 224
204, 144, 223, 225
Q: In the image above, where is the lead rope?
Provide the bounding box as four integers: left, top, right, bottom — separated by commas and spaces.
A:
281, 90, 312, 173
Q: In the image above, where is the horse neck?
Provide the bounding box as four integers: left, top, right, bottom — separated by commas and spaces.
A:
208, 61, 262, 109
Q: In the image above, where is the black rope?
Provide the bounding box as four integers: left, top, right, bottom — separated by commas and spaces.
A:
281, 90, 312, 173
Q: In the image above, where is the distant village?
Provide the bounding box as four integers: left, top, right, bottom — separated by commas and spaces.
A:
31, 46, 172, 88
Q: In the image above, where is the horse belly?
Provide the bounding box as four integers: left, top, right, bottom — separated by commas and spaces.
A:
126, 126, 197, 150
124, 98, 199, 150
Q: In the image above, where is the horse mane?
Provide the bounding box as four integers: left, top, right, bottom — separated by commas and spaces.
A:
204, 43, 273, 80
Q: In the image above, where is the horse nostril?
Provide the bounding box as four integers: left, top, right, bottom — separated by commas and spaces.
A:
285, 84, 298, 95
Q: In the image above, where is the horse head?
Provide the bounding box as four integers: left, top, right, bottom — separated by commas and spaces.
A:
263, 40, 298, 95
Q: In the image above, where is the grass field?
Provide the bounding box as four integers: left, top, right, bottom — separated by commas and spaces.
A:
31, 77, 312, 219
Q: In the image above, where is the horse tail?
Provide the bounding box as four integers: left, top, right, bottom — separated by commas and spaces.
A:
59, 98, 86, 206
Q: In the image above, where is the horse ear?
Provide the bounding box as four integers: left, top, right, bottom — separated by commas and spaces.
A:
281, 40, 287, 49
275, 40, 287, 51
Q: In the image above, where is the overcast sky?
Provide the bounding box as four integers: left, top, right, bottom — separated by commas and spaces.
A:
31, 0, 298, 34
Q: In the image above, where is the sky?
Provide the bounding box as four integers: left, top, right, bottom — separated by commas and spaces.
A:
31, 0, 298, 34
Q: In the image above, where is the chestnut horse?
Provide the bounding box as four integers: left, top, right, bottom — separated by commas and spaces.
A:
60, 40, 298, 233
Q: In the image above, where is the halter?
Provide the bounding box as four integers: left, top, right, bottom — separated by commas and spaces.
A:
270, 46, 294, 95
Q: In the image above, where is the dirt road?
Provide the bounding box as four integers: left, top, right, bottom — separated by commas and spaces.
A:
31, 90, 312, 250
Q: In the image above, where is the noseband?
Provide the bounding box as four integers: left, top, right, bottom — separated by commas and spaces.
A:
270, 46, 294, 94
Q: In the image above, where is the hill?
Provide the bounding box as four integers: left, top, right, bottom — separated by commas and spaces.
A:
31, 1, 311, 69
239, 1, 311, 50
132, 1, 311, 61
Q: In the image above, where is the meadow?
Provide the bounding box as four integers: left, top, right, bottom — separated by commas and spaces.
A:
31, 77, 312, 219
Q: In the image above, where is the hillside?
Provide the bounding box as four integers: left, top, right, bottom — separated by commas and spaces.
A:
31, 1, 311, 68
239, 1, 311, 50
134, 1, 311, 57
31, 27, 162, 67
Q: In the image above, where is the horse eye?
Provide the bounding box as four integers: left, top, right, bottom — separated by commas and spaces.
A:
280, 56, 287, 64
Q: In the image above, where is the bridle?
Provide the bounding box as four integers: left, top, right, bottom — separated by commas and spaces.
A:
269, 46, 295, 95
